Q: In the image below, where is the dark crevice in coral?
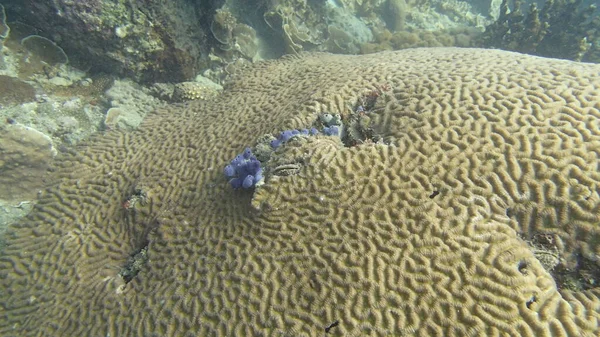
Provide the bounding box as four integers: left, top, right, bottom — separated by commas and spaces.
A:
553, 252, 600, 292
341, 86, 391, 147
517, 260, 529, 274
119, 245, 149, 284
118, 184, 165, 284
523, 231, 600, 292
525, 295, 536, 309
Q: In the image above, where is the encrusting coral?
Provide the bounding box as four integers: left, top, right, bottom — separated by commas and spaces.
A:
20, 35, 69, 65
1, 48, 600, 336
210, 8, 259, 61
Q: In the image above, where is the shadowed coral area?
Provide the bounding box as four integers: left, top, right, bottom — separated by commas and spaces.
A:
1, 48, 600, 336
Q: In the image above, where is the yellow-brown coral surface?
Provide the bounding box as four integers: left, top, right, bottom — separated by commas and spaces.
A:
2, 48, 600, 336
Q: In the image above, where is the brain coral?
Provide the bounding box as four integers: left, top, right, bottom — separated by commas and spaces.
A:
1, 48, 600, 336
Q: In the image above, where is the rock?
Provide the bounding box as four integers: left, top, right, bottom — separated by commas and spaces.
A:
0, 123, 56, 201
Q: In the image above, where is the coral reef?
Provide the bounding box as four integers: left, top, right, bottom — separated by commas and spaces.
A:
258, 0, 484, 57
103, 79, 164, 130
0, 4, 8, 40
388, 0, 408, 31
0, 75, 35, 106
264, 2, 328, 54
479, 0, 600, 62
49, 73, 115, 99
118, 247, 149, 283
351, 0, 488, 34
21, 35, 68, 66
2, 0, 211, 82
210, 8, 259, 61
2, 0, 494, 82
0, 70, 113, 147
103, 107, 126, 130
0, 122, 56, 201
360, 26, 478, 53
151, 77, 225, 104
1, 48, 600, 336
0, 21, 81, 84
172, 81, 221, 102
0, 199, 32, 250
324, 7, 374, 54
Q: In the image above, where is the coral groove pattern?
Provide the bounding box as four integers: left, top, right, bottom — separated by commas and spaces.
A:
1, 48, 600, 336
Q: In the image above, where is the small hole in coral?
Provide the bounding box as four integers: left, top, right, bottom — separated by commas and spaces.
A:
325, 320, 339, 333
518, 261, 528, 274
526, 295, 536, 309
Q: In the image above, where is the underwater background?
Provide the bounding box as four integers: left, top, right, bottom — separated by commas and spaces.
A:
1, 0, 600, 336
